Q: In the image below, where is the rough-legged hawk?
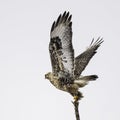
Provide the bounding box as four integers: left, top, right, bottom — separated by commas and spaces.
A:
45, 11, 103, 101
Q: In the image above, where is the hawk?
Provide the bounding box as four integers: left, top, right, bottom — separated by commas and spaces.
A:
45, 11, 103, 101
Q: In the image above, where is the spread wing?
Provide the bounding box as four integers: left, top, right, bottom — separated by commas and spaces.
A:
49, 11, 74, 76
74, 37, 103, 79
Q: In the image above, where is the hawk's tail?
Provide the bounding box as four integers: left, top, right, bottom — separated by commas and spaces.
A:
79, 75, 98, 81
74, 75, 98, 87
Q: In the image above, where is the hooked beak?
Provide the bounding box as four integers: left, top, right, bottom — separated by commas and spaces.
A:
45, 74, 48, 79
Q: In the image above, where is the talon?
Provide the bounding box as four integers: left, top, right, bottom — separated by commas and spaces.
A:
74, 95, 79, 101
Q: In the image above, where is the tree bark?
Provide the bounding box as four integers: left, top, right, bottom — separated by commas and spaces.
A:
72, 100, 80, 120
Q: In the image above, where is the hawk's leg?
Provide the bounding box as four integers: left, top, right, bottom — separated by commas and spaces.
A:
71, 91, 83, 102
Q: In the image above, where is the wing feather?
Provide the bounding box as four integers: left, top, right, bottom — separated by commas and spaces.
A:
49, 11, 74, 76
74, 37, 103, 79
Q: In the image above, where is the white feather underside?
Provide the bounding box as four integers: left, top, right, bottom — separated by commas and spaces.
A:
51, 23, 74, 74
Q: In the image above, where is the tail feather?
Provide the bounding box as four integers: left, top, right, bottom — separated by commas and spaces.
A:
79, 75, 98, 81
74, 75, 98, 87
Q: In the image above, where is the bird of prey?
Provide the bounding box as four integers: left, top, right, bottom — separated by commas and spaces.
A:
45, 11, 103, 101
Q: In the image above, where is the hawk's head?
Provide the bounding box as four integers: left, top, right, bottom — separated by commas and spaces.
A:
45, 72, 53, 80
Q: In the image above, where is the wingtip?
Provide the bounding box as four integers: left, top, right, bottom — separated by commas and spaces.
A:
90, 37, 104, 47
51, 11, 72, 32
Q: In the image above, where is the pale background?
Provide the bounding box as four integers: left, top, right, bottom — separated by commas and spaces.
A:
0, 0, 120, 120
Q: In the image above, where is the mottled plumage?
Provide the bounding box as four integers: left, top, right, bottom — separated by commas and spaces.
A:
45, 11, 103, 100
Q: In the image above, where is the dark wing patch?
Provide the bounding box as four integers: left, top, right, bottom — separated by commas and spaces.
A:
74, 37, 103, 79
49, 37, 64, 74
49, 11, 74, 76
51, 37, 62, 50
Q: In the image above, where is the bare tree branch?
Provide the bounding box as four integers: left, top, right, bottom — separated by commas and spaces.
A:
72, 100, 80, 120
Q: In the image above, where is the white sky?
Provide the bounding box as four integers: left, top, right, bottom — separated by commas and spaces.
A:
0, 0, 120, 120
